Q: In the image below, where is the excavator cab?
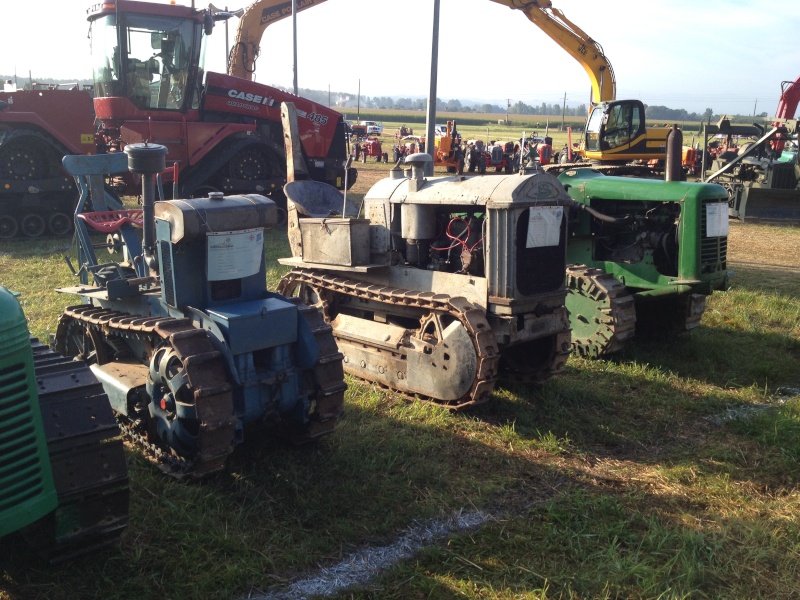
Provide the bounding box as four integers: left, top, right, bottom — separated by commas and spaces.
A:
582, 100, 665, 163
585, 100, 645, 153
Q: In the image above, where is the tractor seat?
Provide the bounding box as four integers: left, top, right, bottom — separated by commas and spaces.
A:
77, 209, 144, 233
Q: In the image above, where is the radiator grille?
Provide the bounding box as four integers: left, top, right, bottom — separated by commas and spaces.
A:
768, 162, 797, 189
160, 240, 176, 306
700, 201, 728, 274
0, 363, 46, 511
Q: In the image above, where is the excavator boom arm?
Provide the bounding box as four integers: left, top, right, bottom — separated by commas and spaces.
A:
226, 0, 329, 79
770, 75, 800, 153
776, 76, 800, 120
488, 0, 616, 103
226, 0, 615, 105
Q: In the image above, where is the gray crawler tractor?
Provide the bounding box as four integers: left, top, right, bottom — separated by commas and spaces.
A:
277, 103, 573, 409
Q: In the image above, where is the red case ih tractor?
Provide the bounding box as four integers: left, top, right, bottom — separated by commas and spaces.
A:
86, 0, 355, 202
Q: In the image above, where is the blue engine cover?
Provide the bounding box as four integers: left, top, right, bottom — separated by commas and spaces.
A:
206, 298, 297, 355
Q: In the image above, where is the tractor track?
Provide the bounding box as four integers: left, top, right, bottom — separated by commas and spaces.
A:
565, 265, 637, 358
56, 302, 345, 479
25, 338, 129, 563
0, 129, 79, 239
278, 268, 501, 411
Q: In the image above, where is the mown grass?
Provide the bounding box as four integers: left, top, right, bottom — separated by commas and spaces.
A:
1, 170, 799, 599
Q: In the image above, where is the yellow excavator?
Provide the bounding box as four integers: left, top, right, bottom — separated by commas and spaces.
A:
488, 0, 671, 169
221, 0, 670, 170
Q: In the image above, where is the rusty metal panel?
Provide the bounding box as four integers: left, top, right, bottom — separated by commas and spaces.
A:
300, 218, 371, 266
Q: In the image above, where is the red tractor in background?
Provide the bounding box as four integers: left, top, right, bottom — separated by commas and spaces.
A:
465, 139, 519, 174
86, 0, 355, 202
0, 84, 98, 238
357, 137, 386, 163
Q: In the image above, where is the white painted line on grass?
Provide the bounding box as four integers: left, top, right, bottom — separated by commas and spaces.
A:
244, 509, 491, 600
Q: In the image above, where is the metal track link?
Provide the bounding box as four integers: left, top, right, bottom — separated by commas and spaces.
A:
58, 306, 236, 479
278, 269, 500, 411
284, 301, 347, 442
26, 338, 129, 563
565, 265, 637, 358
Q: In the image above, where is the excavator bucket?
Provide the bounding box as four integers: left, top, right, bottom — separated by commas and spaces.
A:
705, 118, 800, 223
730, 185, 800, 222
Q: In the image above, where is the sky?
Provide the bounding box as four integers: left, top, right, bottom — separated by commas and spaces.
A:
2, 0, 798, 117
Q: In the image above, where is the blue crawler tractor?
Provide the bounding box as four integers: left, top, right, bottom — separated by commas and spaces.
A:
55, 144, 345, 478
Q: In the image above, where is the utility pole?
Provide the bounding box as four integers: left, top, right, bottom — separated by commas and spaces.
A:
753, 99, 757, 117
561, 92, 567, 130
292, 0, 298, 95
357, 79, 361, 121
424, 0, 441, 175
224, 6, 230, 71
506, 99, 511, 124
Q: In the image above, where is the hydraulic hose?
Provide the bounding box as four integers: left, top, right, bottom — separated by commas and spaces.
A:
566, 197, 633, 224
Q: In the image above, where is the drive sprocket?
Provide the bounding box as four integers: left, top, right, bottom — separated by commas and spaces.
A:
565, 265, 636, 358
55, 306, 237, 479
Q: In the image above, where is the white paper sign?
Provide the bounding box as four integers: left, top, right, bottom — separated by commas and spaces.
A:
206, 229, 264, 281
526, 206, 563, 248
705, 203, 729, 238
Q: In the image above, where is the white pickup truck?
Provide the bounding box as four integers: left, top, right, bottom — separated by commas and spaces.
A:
360, 120, 383, 135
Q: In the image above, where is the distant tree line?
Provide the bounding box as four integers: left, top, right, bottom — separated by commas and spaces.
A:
9, 76, 768, 123
291, 86, 774, 123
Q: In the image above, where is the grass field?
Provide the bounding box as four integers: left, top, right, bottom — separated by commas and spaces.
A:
1, 159, 799, 600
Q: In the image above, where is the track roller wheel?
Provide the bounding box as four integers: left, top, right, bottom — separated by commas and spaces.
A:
48, 212, 73, 236
147, 344, 200, 457
0, 214, 18, 238
20, 213, 46, 237
565, 265, 637, 358
57, 316, 114, 365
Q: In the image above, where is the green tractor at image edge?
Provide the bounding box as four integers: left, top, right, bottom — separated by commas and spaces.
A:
0, 286, 129, 563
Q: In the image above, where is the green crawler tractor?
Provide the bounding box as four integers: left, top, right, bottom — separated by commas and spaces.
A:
0, 286, 128, 563
558, 168, 730, 357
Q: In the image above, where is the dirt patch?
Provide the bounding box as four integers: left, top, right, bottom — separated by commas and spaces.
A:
724, 221, 800, 293
726, 221, 800, 268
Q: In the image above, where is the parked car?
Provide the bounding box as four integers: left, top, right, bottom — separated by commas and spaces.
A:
360, 120, 383, 135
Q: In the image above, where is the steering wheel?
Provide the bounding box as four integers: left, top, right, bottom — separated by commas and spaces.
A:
153, 51, 187, 75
